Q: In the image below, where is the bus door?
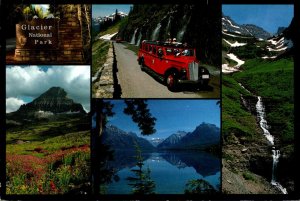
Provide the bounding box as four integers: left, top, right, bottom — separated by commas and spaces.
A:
154, 47, 166, 75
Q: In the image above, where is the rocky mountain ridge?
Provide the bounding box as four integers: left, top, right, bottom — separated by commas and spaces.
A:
222, 15, 271, 39
103, 122, 220, 151
102, 125, 155, 151
17, 87, 86, 114
222, 15, 294, 74
6, 87, 86, 124
156, 123, 220, 150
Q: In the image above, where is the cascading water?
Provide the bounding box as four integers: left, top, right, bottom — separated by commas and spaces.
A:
255, 96, 287, 194
136, 31, 142, 46
176, 15, 191, 42
165, 16, 172, 35
151, 23, 161, 41
255, 96, 274, 145
271, 150, 280, 184
130, 28, 138, 44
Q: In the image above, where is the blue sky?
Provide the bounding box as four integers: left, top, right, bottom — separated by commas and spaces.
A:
222, 5, 294, 34
106, 100, 220, 140
92, 4, 132, 18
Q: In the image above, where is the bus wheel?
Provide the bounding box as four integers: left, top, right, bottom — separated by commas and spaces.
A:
166, 72, 178, 92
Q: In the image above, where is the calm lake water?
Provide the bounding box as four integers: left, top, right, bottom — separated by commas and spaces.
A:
106, 151, 220, 194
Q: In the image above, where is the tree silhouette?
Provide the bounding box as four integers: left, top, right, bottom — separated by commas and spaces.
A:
91, 99, 156, 194
127, 142, 155, 194
123, 100, 156, 135
184, 179, 217, 194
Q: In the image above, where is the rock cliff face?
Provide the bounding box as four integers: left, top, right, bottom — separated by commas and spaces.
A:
119, 4, 221, 66
222, 15, 271, 39
6, 87, 86, 126
14, 87, 86, 115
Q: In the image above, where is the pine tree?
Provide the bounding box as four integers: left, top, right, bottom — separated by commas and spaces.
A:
184, 179, 217, 194
127, 143, 155, 194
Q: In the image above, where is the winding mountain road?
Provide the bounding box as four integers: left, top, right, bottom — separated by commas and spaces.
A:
114, 42, 214, 98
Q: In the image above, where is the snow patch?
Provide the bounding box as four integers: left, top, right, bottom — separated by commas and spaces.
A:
267, 38, 277, 45
222, 31, 252, 39
227, 53, 245, 67
223, 39, 247, 47
222, 64, 239, 73
225, 18, 240, 29
100, 32, 118, 40
276, 42, 284, 49
262, 55, 277, 59
222, 53, 245, 73
267, 46, 287, 52
234, 30, 241, 34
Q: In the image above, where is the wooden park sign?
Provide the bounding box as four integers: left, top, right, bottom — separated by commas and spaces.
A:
15, 18, 60, 62
16, 19, 59, 49
14, 10, 84, 63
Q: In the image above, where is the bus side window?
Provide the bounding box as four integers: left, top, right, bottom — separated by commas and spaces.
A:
166, 48, 172, 55
158, 48, 163, 57
153, 47, 156, 55
149, 45, 152, 53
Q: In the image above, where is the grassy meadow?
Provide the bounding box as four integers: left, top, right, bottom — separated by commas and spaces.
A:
6, 117, 90, 195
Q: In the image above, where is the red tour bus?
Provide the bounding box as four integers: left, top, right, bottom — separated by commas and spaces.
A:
137, 40, 210, 91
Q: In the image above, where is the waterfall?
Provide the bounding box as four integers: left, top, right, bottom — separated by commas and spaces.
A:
166, 16, 172, 34
136, 31, 142, 46
151, 23, 161, 41
176, 15, 190, 42
255, 96, 274, 145
238, 83, 251, 94
271, 149, 280, 184
255, 96, 287, 194
130, 28, 138, 44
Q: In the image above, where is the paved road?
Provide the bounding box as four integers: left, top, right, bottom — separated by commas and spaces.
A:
114, 43, 204, 98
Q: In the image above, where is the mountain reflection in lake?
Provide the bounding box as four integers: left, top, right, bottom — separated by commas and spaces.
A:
106, 150, 220, 194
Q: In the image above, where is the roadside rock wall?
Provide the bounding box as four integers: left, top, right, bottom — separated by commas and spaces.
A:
93, 42, 114, 98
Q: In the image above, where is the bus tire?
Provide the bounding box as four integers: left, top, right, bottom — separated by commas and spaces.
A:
166, 71, 178, 92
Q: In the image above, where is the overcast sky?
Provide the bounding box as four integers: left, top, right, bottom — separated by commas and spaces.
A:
6, 65, 90, 113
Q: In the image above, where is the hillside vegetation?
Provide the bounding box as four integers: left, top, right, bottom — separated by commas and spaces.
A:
222, 15, 295, 193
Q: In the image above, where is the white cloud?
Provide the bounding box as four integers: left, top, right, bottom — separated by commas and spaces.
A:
6, 65, 90, 112
6, 97, 26, 113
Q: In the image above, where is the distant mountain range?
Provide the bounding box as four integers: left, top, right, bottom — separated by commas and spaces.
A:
222, 14, 271, 39
103, 123, 220, 151
222, 14, 294, 73
157, 131, 187, 149
93, 11, 128, 25
158, 123, 220, 150
102, 125, 155, 151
